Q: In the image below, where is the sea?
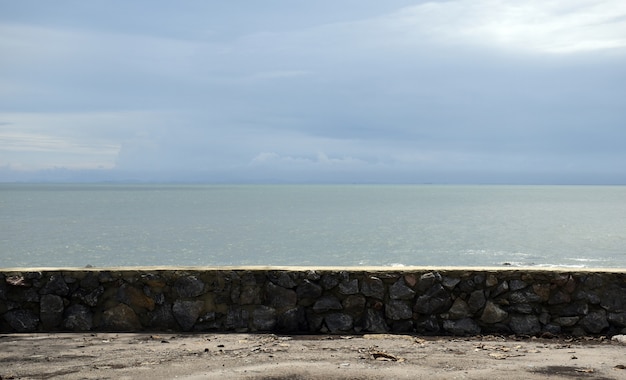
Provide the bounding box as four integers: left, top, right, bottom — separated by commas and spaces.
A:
1, 184, 625, 269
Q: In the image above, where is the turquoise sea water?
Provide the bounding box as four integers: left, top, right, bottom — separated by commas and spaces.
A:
1, 184, 625, 268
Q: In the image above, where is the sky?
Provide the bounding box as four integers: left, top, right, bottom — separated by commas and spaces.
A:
1, 0, 625, 184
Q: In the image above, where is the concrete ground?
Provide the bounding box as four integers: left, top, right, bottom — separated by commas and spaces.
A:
1, 333, 625, 379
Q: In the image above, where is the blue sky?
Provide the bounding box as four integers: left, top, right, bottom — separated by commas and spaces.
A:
1, 0, 625, 184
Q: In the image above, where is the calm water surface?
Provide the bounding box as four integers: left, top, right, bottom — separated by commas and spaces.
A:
1, 184, 625, 268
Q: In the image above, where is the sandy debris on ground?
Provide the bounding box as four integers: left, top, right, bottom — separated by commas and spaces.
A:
0, 333, 625, 379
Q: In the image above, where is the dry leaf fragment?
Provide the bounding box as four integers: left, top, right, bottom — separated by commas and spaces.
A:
371, 351, 400, 361
489, 353, 508, 360
575, 368, 594, 373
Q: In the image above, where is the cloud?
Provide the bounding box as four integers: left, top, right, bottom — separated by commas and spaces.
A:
0, 132, 118, 154
0, 1, 624, 183
251, 151, 366, 166
252, 70, 313, 80
370, 0, 626, 53
0, 111, 169, 170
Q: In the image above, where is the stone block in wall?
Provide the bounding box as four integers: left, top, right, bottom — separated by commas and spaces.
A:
389, 278, 416, 300
508, 303, 535, 314
72, 286, 104, 307
63, 304, 93, 331
563, 276, 577, 294
102, 304, 142, 331
480, 301, 508, 323
230, 283, 241, 304
325, 313, 353, 333
79, 272, 100, 290
148, 304, 178, 330
5, 274, 30, 287
608, 312, 626, 327
313, 295, 343, 313
364, 309, 388, 333
213, 288, 232, 305
152, 291, 166, 306
415, 315, 440, 333
485, 274, 499, 287
40, 294, 64, 329
361, 276, 386, 300
320, 273, 339, 290
441, 276, 460, 290
266, 282, 297, 310
509, 314, 541, 335
97, 271, 115, 283
268, 271, 297, 288
574, 289, 601, 305
581, 274, 604, 289
342, 294, 366, 314
173, 300, 204, 331
26, 271, 44, 285
338, 279, 359, 295
472, 274, 485, 288
543, 324, 562, 335
417, 272, 441, 293
194, 312, 222, 331
443, 318, 480, 335
39, 275, 69, 296
141, 273, 166, 288
458, 278, 476, 294
0, 279, 6, 301
404, 274, 417, 287
548, 290, 571, 305
550, 273, 570, 286
552, 302, 589, 317
390, 319, 414, 333
600, 287, 626, 313
306, 309, 325, 332
491, 280, 509, 297
532, 284, 551, 302
509, 279, 527, 291
385, 300, 413, 320
509, 289, 542, 304
225, 306, 249, 331
414, 284, 451, 315
117, 284, 155, 312
467, 290, 486, 313
15, 288, 40, 303
4, 309, 39, 332
447, 298, 471, 320
213, 271, 236, 295
174, 276, 205, 298
304, 270, 321, 281
240, 285, 262, 305
539, 312, 550, 325
252, 305, 277, 331
239, 271, 258, 286
296, 279, 323, 300
580, 310, 609, 334
277, 307, 304, 332
553, 316, 580, 327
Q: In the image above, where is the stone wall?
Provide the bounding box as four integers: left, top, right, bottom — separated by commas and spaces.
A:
1, 268, 625, 336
